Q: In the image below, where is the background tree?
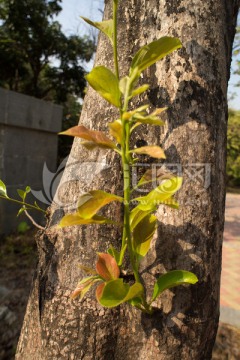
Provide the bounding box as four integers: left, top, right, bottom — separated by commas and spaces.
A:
0, 0, 95, 102
58, 95, 82, 161
226, 15, 240, 188
227, 109, 240, 186
0, 0, 95, 158
233, 15, 240, 85
16, 1, 239, 359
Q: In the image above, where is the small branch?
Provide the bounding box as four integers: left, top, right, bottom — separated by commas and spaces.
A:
0, 195, 46, 213
24, 210, 45, 230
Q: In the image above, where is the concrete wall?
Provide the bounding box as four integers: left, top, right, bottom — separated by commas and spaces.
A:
0, 88, 62, 234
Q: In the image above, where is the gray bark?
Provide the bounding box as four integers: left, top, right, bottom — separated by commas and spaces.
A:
16, 0, 239, 359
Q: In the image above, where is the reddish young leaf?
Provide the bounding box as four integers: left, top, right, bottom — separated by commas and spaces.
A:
130, 145, 166, 159
96, 283, 105, 302
59, 125, 116, 149
96, 253, 120, 281
70, 277, 97, 300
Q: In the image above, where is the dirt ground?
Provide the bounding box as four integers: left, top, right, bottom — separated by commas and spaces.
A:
213, 323, 240, 360
0, 230, 240, 359
0, 230, 37, 360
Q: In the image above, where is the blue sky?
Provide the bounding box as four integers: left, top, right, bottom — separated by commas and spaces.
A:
57, 0, 240, 110
57, 0, 103, 36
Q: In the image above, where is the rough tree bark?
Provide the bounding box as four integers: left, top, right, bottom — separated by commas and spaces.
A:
16, 1, 239, 359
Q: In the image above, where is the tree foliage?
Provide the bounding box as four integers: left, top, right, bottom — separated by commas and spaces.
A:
227, 109, 240, 186
233, 14, 240, 87
0, 0, 95, 103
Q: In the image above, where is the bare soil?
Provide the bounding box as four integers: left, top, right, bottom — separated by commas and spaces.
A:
0, 230, 37, 360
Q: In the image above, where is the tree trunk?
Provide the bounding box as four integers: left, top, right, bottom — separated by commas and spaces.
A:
16, 1, 239, 359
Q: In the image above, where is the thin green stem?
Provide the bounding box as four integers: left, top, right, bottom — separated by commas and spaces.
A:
112, 0, 144, 291
113, 0, 119, 80
0, 195, 46, 213
134, 303, 153, 314
120, 82, 142, 282
121, 121, 140, 283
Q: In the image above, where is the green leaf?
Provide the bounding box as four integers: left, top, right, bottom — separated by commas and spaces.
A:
127, 297, 143, 306
17, 207, 26, 217
119, 76, 129, 95
85, 66, 121, 107
96, 253, 120, 281
97, 279, 143, 308
98, 279, 129, 307
130, 207, 154, 230
96, 283, 105, 302
152, 270, 198, 302
123, 105, 149, 120
107, 245, 121, 264
152, 108, 167, 116
77, 190, 123, 219
108, 120, 123, 144
132, 213, 157, 257
133, 114, 164, 126
130, 122, 142, 134
78, 264, 97, 275
134, 177, 182, 211
130, 37, 182, 77
131, 108, 166, 126
130, 146, 166, 159
17, 221, 30, 234
59, 213, 115, 228
81, 17, 113, 44
137, 167, 175, 187
124, 282, 144, 302
17, 189, 26, 201
108, 244, 127, 265
163, 197, 179, 209
17, 186, 31, 201
59, 125, 116, 150
0, 180, 7, 197
131, 84, 150, 97
71, 276, 100, 300
25, 186, 31, 193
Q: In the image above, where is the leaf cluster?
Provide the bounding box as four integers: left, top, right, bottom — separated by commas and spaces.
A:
58, 2, 198, 314
0, 180, 45, 216
0, 0, 199, 314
